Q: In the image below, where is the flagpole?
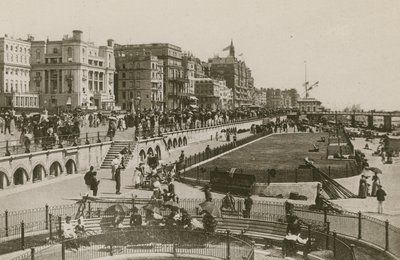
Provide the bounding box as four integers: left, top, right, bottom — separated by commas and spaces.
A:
304, 60, 308, 98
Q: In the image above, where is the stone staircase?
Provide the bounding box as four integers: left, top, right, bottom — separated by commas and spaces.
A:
100, 140, 135, 169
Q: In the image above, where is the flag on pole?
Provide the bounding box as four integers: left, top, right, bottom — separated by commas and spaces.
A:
222, 45, 230, 51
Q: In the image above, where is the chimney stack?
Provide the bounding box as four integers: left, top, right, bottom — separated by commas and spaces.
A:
72, 30, 83, 41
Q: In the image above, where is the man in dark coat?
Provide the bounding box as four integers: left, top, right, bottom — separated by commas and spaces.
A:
376, 184, 387, 214
84, 166, 94, 196
115, 165, 122, 195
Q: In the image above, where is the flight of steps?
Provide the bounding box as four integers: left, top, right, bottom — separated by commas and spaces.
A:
100, 140, 135, 169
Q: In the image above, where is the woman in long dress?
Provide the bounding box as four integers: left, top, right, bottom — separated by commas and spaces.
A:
371, 173, 380, 197
358, 175, 368, 198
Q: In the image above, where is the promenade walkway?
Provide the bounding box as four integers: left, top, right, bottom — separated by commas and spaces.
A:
335, 137, 400, 227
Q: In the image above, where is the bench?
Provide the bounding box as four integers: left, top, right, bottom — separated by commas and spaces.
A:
216, 217, 316, 258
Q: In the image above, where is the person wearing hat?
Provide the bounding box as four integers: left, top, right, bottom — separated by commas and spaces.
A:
115, 164, 123, 195
129, 207, 142, 226
111, 155, 120, 180
203, 185, 212, 202
133, 166, 142, 189
376, 184, 387, 214
244, 193, 253, 218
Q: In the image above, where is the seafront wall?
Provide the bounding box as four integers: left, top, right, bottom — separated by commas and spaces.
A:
0, 142, 112, 189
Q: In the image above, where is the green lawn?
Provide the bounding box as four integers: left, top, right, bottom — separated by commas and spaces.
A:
185, 133, 359, 182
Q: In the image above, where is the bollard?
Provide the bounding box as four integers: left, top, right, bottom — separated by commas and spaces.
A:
21, 221, 25, 250
45, 204, 49, 230
31, 247, 35, 260
226, 229, 231, 260
5, 210, 8, 237
323, 208, 328, 223
385, 220, 389, 251
333, 232, 337, 259
358, 211, 362, 239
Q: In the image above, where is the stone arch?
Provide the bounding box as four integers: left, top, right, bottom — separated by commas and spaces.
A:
49, 161, 63, 177
139, 149, 146, 163
147, 147, 154, 156
167, 139, 172, 149
155, 145, 162, 160
178, 137, 182, 147
13, 167, 29, 185
32, 164, 46, 182
183, 136, 187, 146
0, 171, 10, 189
65, 159, 77, 175
173, 138, 177, 148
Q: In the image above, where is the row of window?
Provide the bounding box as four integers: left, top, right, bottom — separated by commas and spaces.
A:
4, 68, 29, 77
5, 44, 29, 54
4, 80, 29, 93
5, 53, 29, 64
13, 96, 38, 107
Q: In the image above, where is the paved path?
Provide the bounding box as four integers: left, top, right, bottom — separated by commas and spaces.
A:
334, 137, 400, 227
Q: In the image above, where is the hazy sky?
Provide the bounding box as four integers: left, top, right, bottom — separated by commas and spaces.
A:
1, 0, 399, 111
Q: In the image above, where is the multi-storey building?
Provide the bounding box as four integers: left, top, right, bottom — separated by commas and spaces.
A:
29, 30, 115, 111
208, 41, 254, 107
115, 49, 163, 111
265, 88, 299, 109
194, 78, 223, 110
0, 35, 39, 109
219, 82, 233, 110
253, 88, 266, 107
115, 43, 185, 110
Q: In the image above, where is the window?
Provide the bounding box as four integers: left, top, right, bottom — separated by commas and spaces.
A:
36, 49, 40, 62
99, 62, 103, 67
122, 64, 126, 69
122, 81, 126, 88
5, 44, 8, 50
67, 47, 73, 62
53, 48, 58, 54
10, 45, 13, 51
130, 92, 133, 99
122, 91, 126, 99
122, 73, 126, 78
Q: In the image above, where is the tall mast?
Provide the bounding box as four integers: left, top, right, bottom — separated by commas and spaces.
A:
304, 60, 308, 98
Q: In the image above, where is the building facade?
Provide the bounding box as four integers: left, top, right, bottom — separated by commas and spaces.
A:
115, 43, 185, 110
194, 78, 222, 110
265, 88, 299, 109
0, 35, 39, 109
115, 50, 163, 111
219, 82, 233, 110
298, 97, 322, 113
29, 30, 115, 111
208, 41, 254, 108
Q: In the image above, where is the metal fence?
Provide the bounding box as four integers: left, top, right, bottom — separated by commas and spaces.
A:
19, 228, 254, 260
0, 131, 110, 157
2, 197, 400, 259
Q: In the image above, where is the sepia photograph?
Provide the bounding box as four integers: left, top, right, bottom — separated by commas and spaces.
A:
0, 0, 399, 259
